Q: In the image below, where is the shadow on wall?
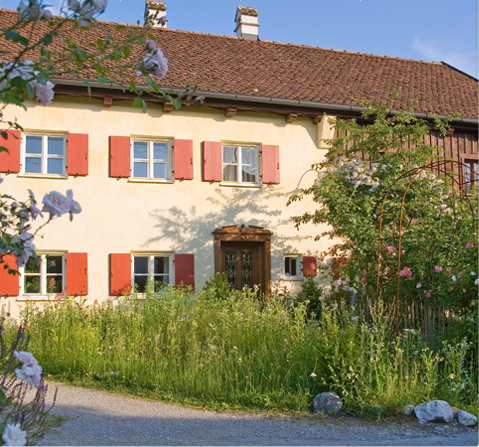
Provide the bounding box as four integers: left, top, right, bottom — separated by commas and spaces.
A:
144, 186, 312, 289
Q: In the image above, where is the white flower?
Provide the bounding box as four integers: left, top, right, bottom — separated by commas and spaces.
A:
416, 283, 422, 289
14, 351, 39, 367
42, 190, 81, 220
2, 423, 27, 446
30, 80, 55, 106
475, 278, 479, 286
452, 275, 457, 282
310, 372, 317, 378
136, 45, 168, 79
15, 364, 43, 388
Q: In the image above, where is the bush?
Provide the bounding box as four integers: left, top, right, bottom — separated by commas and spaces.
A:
294, 277, 322, 319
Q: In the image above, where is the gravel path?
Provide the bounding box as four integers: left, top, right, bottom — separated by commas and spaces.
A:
37, 382, 478, 446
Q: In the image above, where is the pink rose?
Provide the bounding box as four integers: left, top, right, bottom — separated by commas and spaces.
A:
361, 278, 367, 284
434, 266, 442, 272
399, 267, 412, 277
467, 241, 474, 249
30, 80, 55, 106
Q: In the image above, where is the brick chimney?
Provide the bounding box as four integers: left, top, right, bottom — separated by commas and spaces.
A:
144, 0, 168, 28
234, 6, 259, 40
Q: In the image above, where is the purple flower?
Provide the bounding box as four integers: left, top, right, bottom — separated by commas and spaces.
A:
42, 190, 81, 221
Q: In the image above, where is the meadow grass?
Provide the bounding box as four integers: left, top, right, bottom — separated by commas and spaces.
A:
13, 286, 478, 417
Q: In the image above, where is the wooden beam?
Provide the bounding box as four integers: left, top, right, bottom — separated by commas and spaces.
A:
163, 101, 174, 113
286, 112, 298, 123
103, 96, 113, 107
225, 107, 237, 118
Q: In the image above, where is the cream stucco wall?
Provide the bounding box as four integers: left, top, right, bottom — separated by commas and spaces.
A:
1, 95, 337, 316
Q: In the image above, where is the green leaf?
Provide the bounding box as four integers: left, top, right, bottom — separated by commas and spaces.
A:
4, 31, 28, 46
0, 388, 7, 405
132, 97, 143, 108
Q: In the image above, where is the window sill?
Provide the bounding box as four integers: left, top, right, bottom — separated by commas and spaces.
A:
18, 174, 68, 180
220, 182, 261, 188
128, 178, 174, 184
283, 276, 303, 281
17, 295, 64, 302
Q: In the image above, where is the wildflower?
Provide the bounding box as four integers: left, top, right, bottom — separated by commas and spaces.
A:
310, 372, 317, 378
434, 266, 442, 272
452, 275, 457, 282
416, 283, 422, 289
424, 291, 431, 298
466, 241, 474, 249
399, 267, 412, 277
2, 423, 27, 446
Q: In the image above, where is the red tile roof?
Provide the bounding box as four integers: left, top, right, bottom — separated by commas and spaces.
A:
1, 8, 477, 120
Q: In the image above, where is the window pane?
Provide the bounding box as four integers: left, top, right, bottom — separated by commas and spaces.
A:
25, 157, 42, 173
134, 257, 148, 274
47, 275, 62, 293
133, 161, 148, 178
153, 143, 167, 161
223, 165, 237, 182
25, 257, 41, 274
25, 136, 42, 154
47, 137, 64, 155
153, 162, 166, 179
241, 147, 257, 183
47, 158, 64, 175
134, 276, 147, 293
133, 142, 148, 160
223, 146, 237, 163
154, 257, 169, 274
46, 256, 63, 274
25, 277, 40, 294
154, 275, 169, 286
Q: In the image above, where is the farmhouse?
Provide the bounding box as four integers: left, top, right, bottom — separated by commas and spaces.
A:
0, 1, 477, 315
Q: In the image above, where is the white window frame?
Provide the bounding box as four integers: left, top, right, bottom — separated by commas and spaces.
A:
21, 132, 67, 177
283, 255, 302, 280
221, 143, 260, 186
18, 252, 66, 300
131, 253, 174, 293
464, 159, 479, 194
130, 138, 173, 182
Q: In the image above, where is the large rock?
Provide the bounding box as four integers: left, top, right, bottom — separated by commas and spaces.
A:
457, 410, 478, 427
414, 400, 454, 423
311, 392, 343, 415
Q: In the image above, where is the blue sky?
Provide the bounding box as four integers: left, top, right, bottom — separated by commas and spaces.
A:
1, 0, 477, 77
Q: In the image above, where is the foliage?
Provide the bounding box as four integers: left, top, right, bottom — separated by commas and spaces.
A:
294, 276, 322, 319
16, 287, 478, 417
288, 93, 478, 327
202, 272, 233, 300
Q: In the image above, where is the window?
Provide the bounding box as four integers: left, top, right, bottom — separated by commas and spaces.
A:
222, 145, 259, 184
464, 159, 479, 193
284, 255, 301, 279
132, 139, 172, 180
133, 254, 172, 292
22, 254, 65, 295
23, 134, 66, 176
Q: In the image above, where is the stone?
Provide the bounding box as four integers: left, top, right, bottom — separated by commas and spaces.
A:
403, 404, 415, 416
414, 400, 454, 424
311, 392, 343, 415
457, 410, 478, 427
451, 406, 460, 418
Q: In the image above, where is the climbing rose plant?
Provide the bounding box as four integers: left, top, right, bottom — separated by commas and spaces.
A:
289, 94, 478, 317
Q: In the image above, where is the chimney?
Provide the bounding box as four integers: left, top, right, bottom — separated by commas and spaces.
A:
234, 6, 259, 40
144, 0, 168, 28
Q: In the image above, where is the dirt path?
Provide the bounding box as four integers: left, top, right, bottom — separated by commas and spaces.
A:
37, 382, 478, 446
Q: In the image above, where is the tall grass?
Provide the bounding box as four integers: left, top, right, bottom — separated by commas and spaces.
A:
13, 286, 478, 416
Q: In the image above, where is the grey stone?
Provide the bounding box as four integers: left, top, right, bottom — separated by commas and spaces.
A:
414, 400, 454, 423
311, 392, 343, 415
457, 410, 478, 427
403, 404, 415, 416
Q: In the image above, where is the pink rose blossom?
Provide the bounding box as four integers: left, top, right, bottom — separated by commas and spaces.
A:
361, 278, 367, 284
466, 241, 474, 249
30, 80, 55, 106
399, 267, 412, 277
434, 266, 442, 272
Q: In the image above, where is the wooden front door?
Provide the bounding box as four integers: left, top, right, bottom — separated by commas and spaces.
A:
213, 225, 272, 294
221, 242, 262, 291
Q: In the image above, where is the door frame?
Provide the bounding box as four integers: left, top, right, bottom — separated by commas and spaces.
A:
213, 225, 272, 294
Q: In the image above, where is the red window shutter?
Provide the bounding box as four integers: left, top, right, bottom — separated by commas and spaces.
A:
332, 257, 349, 280
202, 141, 222, 182
302, 256, 317, 277
67, 133, 89, 176
262, 145, 280, 184
174, 139, 194, 180
0, 255, 20, 297
109, 136, 131, 178
0, 130, 21, 173
110, 253, 131, 296
175, 254, 195, 288
66, 252, 88, 296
